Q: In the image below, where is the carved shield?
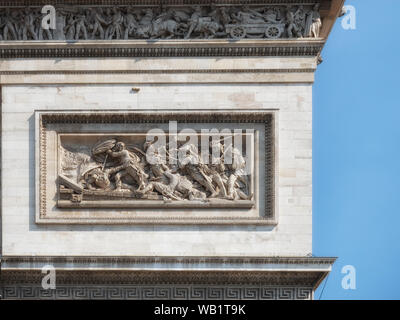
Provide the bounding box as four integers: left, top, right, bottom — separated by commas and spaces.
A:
91, 139, 117, 164
92, 139, 117, 156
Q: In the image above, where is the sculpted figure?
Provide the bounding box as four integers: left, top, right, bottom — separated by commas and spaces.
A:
219, 7, 232, 26
286, 7, 302, 38
305, 4, 322, 38
123, 7, 139, 39
178, 144, 217, 197
105, 7, 124, 40
224, 144, 251, 200
74, 9, 89, 40
184, 6, 222, 39
19, 8, 39, 40
89, 8, 109, 40
294, 5, 306, 35
206, 141, 229, 198
139, 169, 206, 201
2, 9, 19, 40
263, 7, 281, 23
106, 141, 149, 191
170, 171, 207, 201
37, 12, 53, 40
151, 8, 181, 39
65, 14, 77, 40
209, 5, 225, 26
197, 18, 222, 39
139, 170, 184, 201
81, 166, 112, 190
140, 8, 154, 26
172, 9, 191, 24
184, 6, 202, 39
232, 6, 265, 24
144, 142, 169, 180
53, 10, 67, 40
136, 8, 154, 38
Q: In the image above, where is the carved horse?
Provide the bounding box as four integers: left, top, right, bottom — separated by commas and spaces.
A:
193, 18, 222, 39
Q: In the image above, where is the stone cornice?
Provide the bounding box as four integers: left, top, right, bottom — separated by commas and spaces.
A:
0, 68, 316, 75
0, 39, 325, 58
0, 270, 325, 286
1, 256, 337, 270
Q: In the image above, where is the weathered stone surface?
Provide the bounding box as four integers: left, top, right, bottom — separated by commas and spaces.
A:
0, 3, 322, 41
0, 0, 344, 300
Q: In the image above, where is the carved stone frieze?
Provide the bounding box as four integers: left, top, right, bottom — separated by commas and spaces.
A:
58, 133, 254, 207
0, 3, 322, 41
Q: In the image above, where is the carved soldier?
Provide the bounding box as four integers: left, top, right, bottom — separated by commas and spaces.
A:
37, 9, 53, 40
21, 7, 38, 40
206, 141, 229, 198
123, 7, 139, 40
105, 7, 124, 40
165, 171, 206, 201
294, 5, 306, 36
219, 7, 232, 26
139, 169, 206, 201
65, 13, 77, 40
89, 8, 109, 40
151, 8, 180, 39
144, 142, 169, 180
74, 9, 89, 40
53, 9, 67, 40
184, 6, 202, 39
2, 9, 19, 40
286, 8, 302, 38
178, 144, 217, 197
224, 144, 251, 200
82, 166, 112, 190
140, 8, 154, 26
107, 141, 149, 191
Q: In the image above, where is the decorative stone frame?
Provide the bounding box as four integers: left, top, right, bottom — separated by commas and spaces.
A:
35, 110, 278, 225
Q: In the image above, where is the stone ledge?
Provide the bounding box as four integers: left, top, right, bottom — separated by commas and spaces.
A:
0, 39, 325, 58
0, 257, 335, 299
0, 256, 337, 271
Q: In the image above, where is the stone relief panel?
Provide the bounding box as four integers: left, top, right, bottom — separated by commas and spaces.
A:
58, 133, 254, 208
36, 111, 276, 225
0, 3, 322, 41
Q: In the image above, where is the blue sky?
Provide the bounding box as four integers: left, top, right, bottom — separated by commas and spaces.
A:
313, 0, 400, 299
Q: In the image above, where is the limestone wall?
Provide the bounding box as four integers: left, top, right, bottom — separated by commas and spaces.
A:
1, 56, 314, 257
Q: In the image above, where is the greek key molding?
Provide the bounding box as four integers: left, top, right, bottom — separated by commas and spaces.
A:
0, 285, 314, 300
